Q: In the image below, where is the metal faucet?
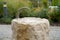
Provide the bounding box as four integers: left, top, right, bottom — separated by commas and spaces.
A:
16, 7, 31, 18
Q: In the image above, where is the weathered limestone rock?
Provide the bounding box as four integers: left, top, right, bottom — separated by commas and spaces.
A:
11, 17, 50, 40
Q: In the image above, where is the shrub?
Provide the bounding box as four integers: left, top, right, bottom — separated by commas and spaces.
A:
47, 8, 60, 23
0, 17, 12, 24
28, 7, 48, 18
19, 9, 31, 18
0, 0, 3, 18
37, 9, 48, 18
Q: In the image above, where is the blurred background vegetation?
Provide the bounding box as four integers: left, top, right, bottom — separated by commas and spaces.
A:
0, 0, 60, 25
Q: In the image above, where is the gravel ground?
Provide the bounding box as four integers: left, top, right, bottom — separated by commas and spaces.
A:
0, 25, 60, 40
0, 25, 12, 40
49, 26, 60, 40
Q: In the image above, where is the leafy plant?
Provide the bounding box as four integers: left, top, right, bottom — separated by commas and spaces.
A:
48, 8, 60, 23
0, 17, 12, 24
0, 0, 3, 18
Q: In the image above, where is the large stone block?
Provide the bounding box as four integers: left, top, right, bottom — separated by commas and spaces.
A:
11, 17, 50, 40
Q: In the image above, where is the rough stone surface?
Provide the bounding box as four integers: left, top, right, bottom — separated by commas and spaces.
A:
11, 17, 50, 40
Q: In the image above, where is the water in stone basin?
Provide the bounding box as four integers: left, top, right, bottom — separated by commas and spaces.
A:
12, 17, 49, 25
